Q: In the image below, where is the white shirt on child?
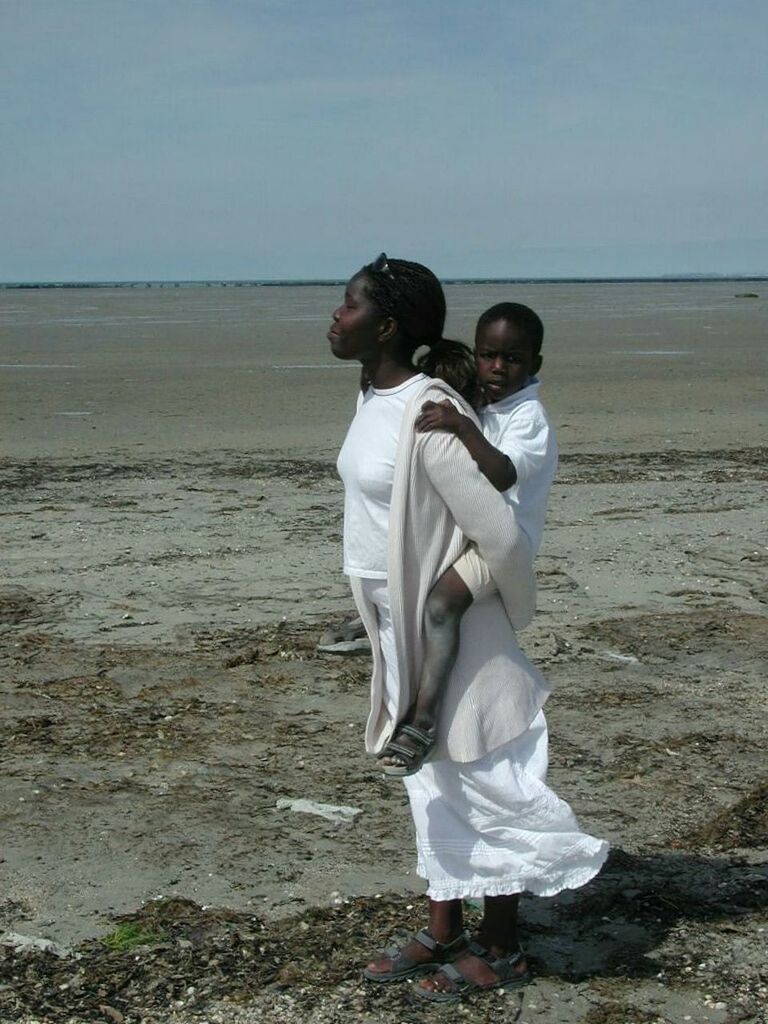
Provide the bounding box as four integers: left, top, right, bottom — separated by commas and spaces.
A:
337, 374, 427, 578
479, 379, 557, 556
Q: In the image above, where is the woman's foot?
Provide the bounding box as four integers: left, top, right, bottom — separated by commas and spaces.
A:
414, 940, 529, 1001
362, 928, 468, 982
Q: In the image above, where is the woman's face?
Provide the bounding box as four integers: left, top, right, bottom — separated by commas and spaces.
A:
327, 274, 385, 362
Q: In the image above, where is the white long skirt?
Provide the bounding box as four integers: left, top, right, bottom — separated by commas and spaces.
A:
363, 579, 609, 902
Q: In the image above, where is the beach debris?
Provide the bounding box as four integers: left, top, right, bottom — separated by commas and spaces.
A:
533, 631, 572, 659
108, 668, 147, 699
275, 797, 362, 823
687, 779, 768, 849
317, 616, 370, 655
598, 650, 640, 664
0, 931, 70, 958
223, 645, 260, 668
0, 587, 43, 626
99, 1006, 125, 1024
110, 618, 160, 629
316, 638, 371, 655
0, 876, 764, 1021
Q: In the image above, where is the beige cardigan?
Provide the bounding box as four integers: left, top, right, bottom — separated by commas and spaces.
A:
349, 377, 550, 764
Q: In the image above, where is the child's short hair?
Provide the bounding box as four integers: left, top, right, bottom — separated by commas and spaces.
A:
476, 302, 544, 356
417, 339, 478, 404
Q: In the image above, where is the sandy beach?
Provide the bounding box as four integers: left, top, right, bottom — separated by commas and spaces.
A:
1, 282, 767, 1023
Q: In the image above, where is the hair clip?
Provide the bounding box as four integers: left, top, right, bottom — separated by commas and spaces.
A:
370, 252, 392, 275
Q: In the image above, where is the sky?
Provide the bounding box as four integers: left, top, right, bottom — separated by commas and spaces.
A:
2, 0, 767, 280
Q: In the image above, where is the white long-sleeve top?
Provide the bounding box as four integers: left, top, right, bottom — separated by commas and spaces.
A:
337, 374, 427, 578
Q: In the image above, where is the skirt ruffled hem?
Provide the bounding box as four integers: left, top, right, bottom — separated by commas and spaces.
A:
423, 841, 609, 901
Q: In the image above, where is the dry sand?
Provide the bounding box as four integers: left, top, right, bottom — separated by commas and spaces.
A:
1, 283, 767, 1023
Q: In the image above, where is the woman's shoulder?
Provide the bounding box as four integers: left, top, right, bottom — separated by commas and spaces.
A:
408, 377, 474, 416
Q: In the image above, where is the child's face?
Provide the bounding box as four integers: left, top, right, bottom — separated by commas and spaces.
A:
474, 319, 541, 403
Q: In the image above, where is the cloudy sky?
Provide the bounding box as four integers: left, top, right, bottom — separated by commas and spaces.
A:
2, 0, 767, 280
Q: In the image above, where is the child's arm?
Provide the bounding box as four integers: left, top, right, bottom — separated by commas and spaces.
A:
415, 400, 516, 492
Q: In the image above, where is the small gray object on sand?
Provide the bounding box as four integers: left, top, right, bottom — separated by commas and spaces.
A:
276, 798, 362, 823
0, 932, 71, 958
316, 638, 371, 655
317, 616, 370, 655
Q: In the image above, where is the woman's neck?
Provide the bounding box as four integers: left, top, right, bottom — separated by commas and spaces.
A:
364, 353, 417, 390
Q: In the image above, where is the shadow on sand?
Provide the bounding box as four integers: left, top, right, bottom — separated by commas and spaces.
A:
521, 846, 766, 980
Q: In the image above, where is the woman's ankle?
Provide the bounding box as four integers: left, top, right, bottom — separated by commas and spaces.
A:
428, 899, 464, 944
475, 927, 521, 959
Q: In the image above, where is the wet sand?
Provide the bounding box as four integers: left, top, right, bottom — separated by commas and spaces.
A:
3, 281, 767, 459
1, 284, 767, 1023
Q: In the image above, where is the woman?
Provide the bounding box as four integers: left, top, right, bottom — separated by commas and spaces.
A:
330, 254, 608, 1002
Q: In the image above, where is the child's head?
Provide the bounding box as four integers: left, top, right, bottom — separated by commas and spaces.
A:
474, 302, 543, 403
417, 337, 477, 403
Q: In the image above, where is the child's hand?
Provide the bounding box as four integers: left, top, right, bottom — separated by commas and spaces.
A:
415, 399, 468, 435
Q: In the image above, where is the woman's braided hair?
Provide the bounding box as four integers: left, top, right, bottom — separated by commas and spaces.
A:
359, 255, 477, 403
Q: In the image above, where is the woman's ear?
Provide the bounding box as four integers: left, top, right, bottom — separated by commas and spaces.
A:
379, 316, 398, 344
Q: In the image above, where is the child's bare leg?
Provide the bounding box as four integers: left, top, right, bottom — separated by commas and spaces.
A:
381, 567, 473, 770
413, 566, 473, 728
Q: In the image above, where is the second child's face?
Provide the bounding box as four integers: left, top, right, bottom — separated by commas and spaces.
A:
474, 320, 540, 403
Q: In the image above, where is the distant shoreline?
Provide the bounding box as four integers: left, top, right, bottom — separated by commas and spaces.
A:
2, 275, 767, 290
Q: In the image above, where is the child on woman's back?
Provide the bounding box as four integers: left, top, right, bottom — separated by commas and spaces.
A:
380, 302, 558, 775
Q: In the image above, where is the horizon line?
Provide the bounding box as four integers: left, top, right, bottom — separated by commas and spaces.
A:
2, 273, 767, 289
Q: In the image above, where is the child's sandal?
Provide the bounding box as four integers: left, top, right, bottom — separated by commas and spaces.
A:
379, 725, 436, 777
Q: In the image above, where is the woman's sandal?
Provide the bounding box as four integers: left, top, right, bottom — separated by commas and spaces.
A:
379, 725, 436, 777
362, 928, 468, 983
413, 940, 531, 1002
